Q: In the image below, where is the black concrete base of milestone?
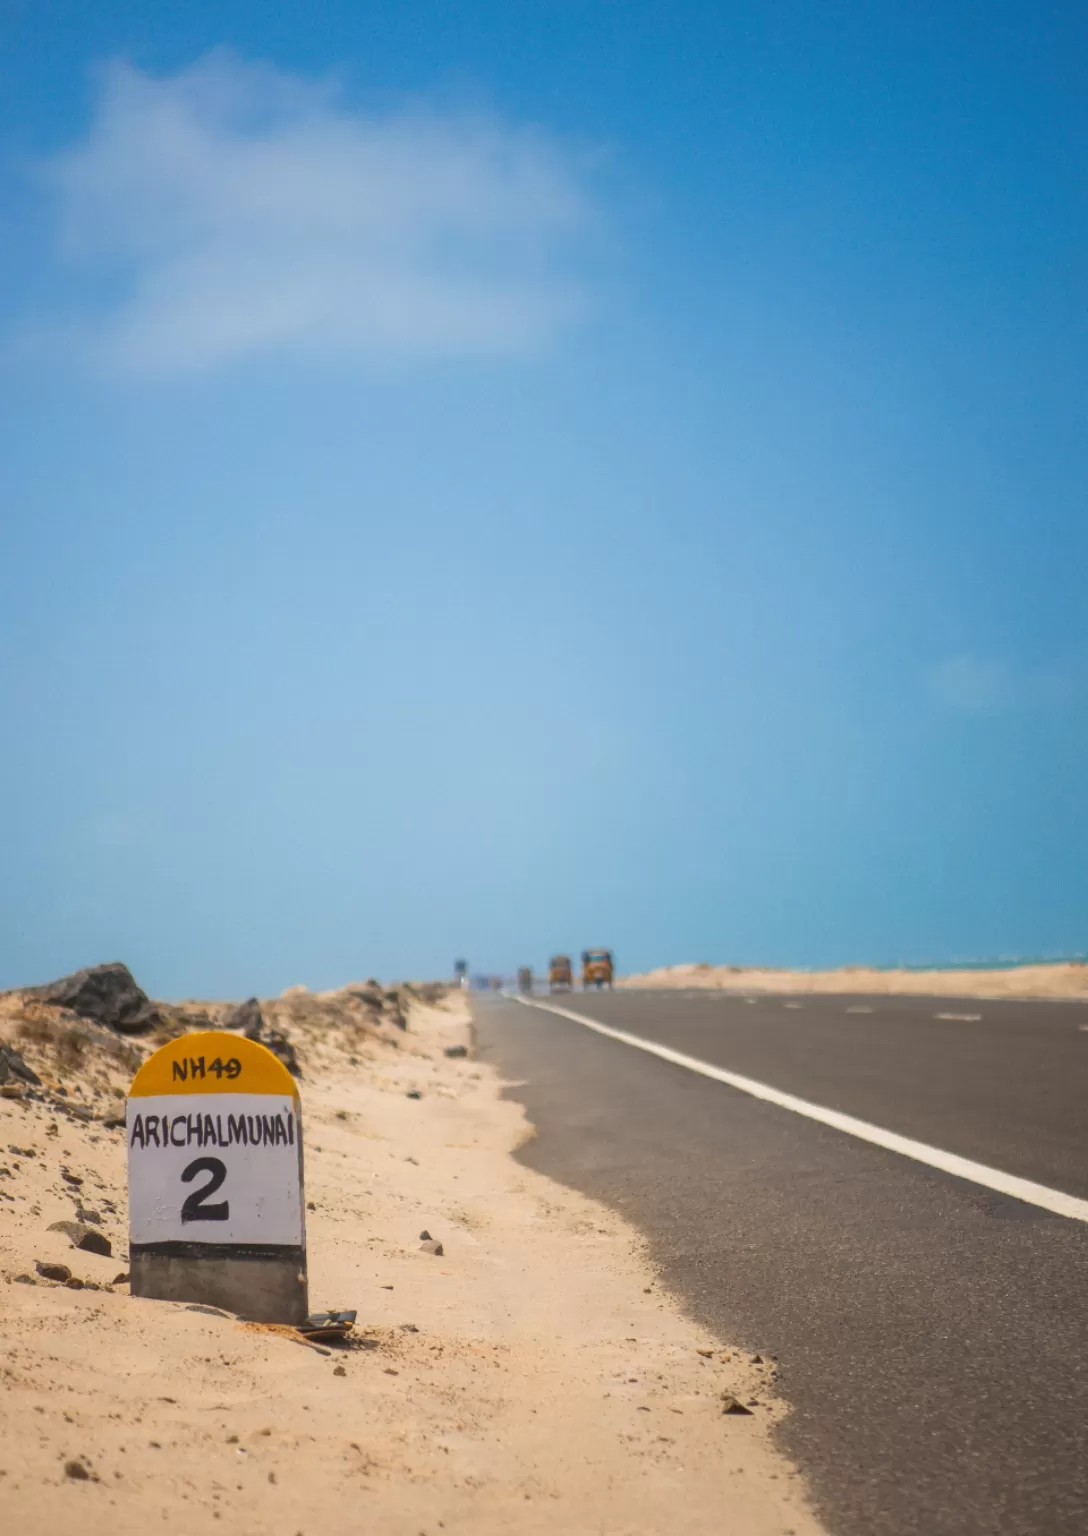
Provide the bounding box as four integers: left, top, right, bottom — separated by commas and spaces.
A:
130, 1242, 308, 1324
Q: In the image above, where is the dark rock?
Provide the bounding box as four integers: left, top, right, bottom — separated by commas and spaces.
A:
333, 1365, 347, 1377
26, 963, 158, 1034
35, 1260, 72, 1283
383, 990, 409, 1030
66, 1277, 85, 1289
227, 997, 264, 1038
406, 1089, 422, 1100
345, 983, 385, 1010
47, 1220, 112, 1257
0, 1043, 43, 1087
8, 1145, 36, 1157
13, 1273, 36, 1285
64, 1460, 91, 1480
443, 1045, 468, 1059
720, 1394, 753, 1416
61, 1168, 83, 1186
419, 1238, 444, 1256
419, 1229, 432, 1241
113, 1272, 130, 1285
263, 1028, 300, 1077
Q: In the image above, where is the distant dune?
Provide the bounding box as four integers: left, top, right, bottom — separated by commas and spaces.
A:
619, 960, 1088, 1000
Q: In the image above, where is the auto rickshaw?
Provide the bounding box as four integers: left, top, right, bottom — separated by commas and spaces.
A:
548, 954, 573, 991
581, 949, 614, 988
517, 966, 534, 995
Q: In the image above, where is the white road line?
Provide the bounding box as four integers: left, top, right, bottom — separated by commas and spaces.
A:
510, 994, 1088, 1224
846, 1006, 874, 1014
934, 1012, 982, 1022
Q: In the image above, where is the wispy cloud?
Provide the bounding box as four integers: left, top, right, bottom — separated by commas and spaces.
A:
38, 53, 599, 373
930, 654, 1084, 714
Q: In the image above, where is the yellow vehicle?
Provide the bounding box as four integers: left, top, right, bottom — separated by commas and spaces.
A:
548, 954, 573, 991
581, 949, 614, 989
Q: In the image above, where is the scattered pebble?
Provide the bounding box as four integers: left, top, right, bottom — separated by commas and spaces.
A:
333, 1365, 347, 1377
64, 1460, 91, 1480
720, 1394, 753, 1416
419, 1239, 444, 1257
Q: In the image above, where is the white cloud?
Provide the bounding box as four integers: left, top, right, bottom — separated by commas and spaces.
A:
930, 655, 1011, 713
40, 53, 599, 373
930, 654, 1085, 714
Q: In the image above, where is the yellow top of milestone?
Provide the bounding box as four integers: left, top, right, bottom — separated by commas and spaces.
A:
128, 1031, 299, 1099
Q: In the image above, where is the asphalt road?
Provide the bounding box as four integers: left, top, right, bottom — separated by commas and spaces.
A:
472, 987, 1088, 1536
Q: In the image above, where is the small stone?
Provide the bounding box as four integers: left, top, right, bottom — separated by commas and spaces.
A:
419, 1239, 444, 1257
406, 1089, 422, 1099
333, 1365, 346, 1377
13, 1273, 36, 1285
66, 1277, 85, 1290
64, 1460, 91, 1480
400, 1323, 419, 1332
443, 1045, 468, 1058
47, 1220, 112, 1257
720, 1394, 753, 1416
61, 1169, 83, 1187
419, 1229, 432, 1241
35, 1260, 72, 1283
226, 1435, 239, 1444
751, 1353, 763, 1364
697, 1349, 714, 1358
113, 1272, 130, 1285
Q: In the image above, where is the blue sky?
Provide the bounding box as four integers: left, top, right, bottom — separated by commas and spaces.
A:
2, 2, 1086, 995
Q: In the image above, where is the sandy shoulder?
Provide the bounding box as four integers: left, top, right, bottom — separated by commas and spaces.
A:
619, 960, 1088, 1000
0, 991, 822, 1536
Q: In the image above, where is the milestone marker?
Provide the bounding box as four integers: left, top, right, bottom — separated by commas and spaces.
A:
126, 1031, 307, 1323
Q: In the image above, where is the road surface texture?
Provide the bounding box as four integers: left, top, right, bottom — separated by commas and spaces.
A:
472, 988, 1088, 1536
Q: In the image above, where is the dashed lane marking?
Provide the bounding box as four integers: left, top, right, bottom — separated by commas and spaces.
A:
934, 1012, 982, 1022
510, 995, 1088, 1224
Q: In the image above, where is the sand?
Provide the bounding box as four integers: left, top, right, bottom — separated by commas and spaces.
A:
619, 960, 1088, 1000
0, 986, 822, 1536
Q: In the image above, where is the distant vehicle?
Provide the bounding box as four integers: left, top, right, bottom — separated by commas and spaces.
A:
517, 966, 533, 994
548, 954, 573, 991
581, 949, 614, 989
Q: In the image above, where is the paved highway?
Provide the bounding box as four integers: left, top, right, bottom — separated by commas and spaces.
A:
472, 987, 1088, 1536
